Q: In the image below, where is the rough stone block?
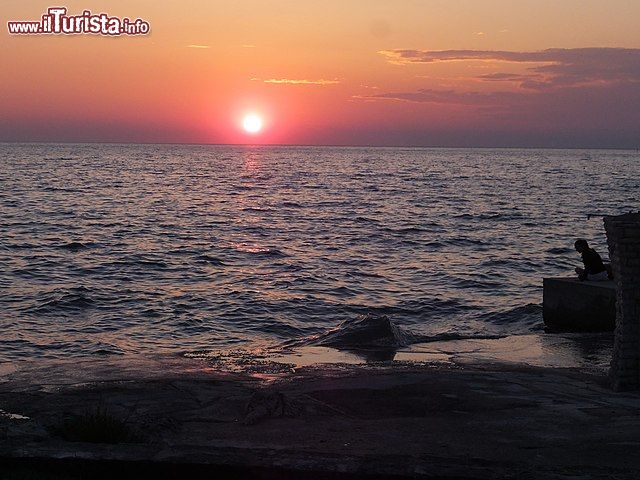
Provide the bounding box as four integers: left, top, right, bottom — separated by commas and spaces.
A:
605, 211, 640, 391
543, 278, 615, 332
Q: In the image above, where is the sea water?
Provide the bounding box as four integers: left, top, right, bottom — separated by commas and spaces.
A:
1, 143, 638, 361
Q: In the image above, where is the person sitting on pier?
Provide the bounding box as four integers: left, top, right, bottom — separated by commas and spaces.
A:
574, 239, 609, 281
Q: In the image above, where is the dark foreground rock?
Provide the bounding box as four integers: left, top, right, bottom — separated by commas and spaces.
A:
312, 314, 415, 349
1, 357, 639, 479
543, 277, 616, 332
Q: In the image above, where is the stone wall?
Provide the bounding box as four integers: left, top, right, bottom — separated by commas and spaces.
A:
604, 212, 640, 391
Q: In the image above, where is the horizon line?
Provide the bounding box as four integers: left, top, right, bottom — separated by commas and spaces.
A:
0, 140, 638, 151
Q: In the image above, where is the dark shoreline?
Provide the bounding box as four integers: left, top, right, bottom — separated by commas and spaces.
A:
1, 345, 639, 480
0, 457, 409, 480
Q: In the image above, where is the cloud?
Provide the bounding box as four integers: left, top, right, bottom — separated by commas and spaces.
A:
379, 48, 549, 64
253, 78, 340, 85
187, 44, 210, 49
360, 47, 640, 137
379, 47, 640, 89
360, 88, 523, 106
477, 72, 533, 82
357, 81, 640, 145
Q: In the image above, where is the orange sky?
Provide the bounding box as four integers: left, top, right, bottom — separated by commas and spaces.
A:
2, 0, 640, 147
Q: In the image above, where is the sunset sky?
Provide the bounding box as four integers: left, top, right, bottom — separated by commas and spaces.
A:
2, 0, 640, 147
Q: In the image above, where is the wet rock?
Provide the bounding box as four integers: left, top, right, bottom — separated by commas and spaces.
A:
313, 314, 415, 349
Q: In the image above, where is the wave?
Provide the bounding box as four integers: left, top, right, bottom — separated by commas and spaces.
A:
478, 258, 518, 268
56, 241, 91, 252
40, 186, 79, 192
447, 275, 504, 290
339, 297, 477, 320
4, 243, 38, 250
195, 254, 225, 265
446, 237, 488, 247
234, 244, 287, 256
546, 247, 574, 254
90, 343, 125, 356
120, 255, 169, 270
281, 201, 303, 208
27, 286, 95, 314
354, 216, 381, 224
381, 226, 428, 234
481, 303, 543, 330
453, 212, 525, 221
242, 206, 274, 213
415, 237, 492, 250
345, 270, 385, 279
166, 247, 200, 256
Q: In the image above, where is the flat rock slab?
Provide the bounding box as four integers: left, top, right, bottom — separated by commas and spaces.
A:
1, 358, 639, 479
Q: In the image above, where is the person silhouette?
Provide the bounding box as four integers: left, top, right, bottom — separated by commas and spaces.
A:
574, 239, 609, 281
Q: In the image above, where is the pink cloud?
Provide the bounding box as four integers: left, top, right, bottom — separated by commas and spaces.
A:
379, 48, 640, 90
362, 48, 640, 140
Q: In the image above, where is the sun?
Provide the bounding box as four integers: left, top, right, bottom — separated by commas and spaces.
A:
242, 114, 263, 134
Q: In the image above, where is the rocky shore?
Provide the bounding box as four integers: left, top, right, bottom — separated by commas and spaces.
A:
1, 345, 639, 479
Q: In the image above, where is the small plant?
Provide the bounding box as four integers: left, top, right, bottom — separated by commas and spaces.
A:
55, 406, 140, 444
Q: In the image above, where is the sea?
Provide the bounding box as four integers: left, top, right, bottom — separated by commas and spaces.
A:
1, 143, 638, 362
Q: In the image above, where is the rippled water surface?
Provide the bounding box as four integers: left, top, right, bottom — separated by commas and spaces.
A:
1, 144, 638, 360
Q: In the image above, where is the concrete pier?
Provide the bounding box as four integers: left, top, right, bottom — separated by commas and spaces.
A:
543, 277, 616, 332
